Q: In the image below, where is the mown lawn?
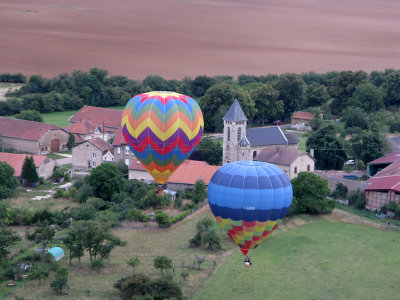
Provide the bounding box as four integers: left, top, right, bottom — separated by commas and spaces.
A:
40, 106, 124, 128
196, 220, 400, 300
11, 208, 236, 299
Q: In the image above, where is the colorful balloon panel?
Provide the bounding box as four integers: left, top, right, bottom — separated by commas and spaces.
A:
122, 91, 204, 184
208, 161, 293, 256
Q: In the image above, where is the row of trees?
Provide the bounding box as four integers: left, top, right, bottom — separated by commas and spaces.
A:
1, 69, 399, 132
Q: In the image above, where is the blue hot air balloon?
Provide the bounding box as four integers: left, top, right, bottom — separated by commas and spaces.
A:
208, 161, 293, 256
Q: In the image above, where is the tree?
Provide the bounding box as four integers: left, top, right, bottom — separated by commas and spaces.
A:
192, 179, 207, 204
15, 109, 43, 122
154, 211, 171, 228
127, 256, 140, 275
349, 83, 385, 112
0, 162, 19, 200
384, 70, 400, 109
0, 226, 21, 266
304, 82, 330, 107
67, 133, 75, 150
26, 226, 55, 263
190, 75, 217, 98
189, 217, 221, 250
88, 162, 127, 201
341, 107, 369, 130
194, 255, 206, 270
350, 130, 388, 165
290, 172, 335, 214
153, 256, 172, 276
50, 276, 68, 295
200, 83, 255, 132
249, 84, 283, 125
196, 136, 222, 165
274, 73, 305, 119
306, 125, 347, 170
116, 159, 129, 174
21, 155, 39, 184
63, 223, 86, 267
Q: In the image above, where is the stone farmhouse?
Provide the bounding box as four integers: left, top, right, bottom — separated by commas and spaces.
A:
255, 147, 315, 180
0, 117, 70, 154
0, 152, 55, 180
291, 111, 314, 125
222, 99, 299, 165
68, 105, 122, 141
64, 119, 105, 143
72, 137, 113, 170
112, 127, 135, 166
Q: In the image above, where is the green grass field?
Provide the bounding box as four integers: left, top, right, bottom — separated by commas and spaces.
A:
41, 106, 124, 127
196, 219, 400, 300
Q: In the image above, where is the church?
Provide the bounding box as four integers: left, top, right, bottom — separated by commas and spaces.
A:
222, 100, 315, 179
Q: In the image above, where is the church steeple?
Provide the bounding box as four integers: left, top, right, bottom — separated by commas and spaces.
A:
223, 99, 248, 122
222, 99, 250, 165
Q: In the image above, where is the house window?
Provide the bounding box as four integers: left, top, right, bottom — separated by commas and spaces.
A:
93, 152, 96, 158
294, 167, 298, 174
227, 126, 230, 141
93, 161, 96, 167
125, 146, 129, 155
125, 158, 129, 166
237, 127, 241, 142
307, 165, 310, 171
117, 147, 121, 154
88, 160, 91, 168
253, 151, 257, 159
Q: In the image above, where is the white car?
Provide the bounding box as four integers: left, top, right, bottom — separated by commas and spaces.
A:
345, 160, 355, 165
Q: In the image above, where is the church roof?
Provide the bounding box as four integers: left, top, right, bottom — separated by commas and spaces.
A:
246, 126, 289, 147
223, 99, 248, 122
255, 148, 311, 166
283, 132, 300, 145
238, 137, 250, 146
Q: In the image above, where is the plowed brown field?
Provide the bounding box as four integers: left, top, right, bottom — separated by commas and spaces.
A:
1, 0, 399, 79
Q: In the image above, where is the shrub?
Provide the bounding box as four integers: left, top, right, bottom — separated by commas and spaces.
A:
183, 188, 193, 199
331, 183, 348, 199
127, 208, 150, 222
90, 259, 105, 272
394, 205, 400, 219
155, 211, 171, 228
53, 189, 66, 199
174, 197, 182, 208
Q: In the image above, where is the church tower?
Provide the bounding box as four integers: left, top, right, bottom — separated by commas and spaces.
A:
222, 99, 251, 165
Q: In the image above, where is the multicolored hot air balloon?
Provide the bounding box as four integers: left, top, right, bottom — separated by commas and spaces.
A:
208, 161, 293, 256
121, 91, 204, 184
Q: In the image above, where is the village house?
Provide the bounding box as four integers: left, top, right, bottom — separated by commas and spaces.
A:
72, 137, 114, 170
64, 119, 106, 143
0, 152, 56, 180
112, 127, 135, 166
365, 157, 400, 210
366, 151, 400, 177
128, 159, 220, 191
68, 105, 122, 141
254, 147, 315, 180
222, 99, 299, 165
0, 117, 70, 154
291, 111, 314, 125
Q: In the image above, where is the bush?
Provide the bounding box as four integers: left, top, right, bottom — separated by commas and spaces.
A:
53, 189, 66, 199
183, 188, 193, 199
155, 211, 171, 228
394, 205, 400, 219
290, 172, 335, 215
90, 259, 105, 272
174, 197, 182, 209
127, 208, 150, 222
331, 183, 348, 199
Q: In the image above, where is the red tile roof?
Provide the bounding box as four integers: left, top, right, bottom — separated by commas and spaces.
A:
167, 160, 220, 185
368, 159, 400, 181
291, 111, 313, 120
129, 158, 147, 171
0, 153, 51, 177
255, 148, 309, 166
365, 176, 400, 193
0, 117, 60, 141
85, 137, 110, 152
64, 119, 98, 134
112, 127, 125, 146
68, 106, 122, 129
367, 152, 400, 165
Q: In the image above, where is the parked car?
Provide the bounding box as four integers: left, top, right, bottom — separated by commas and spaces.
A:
345, 160, 355, 165
273, 120, 284, 125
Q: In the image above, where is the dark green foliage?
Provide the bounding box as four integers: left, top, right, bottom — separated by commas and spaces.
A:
67, 133, 75, 150
189, 217, 221, 250
117, 159, 129, 174
154, 211, 172, 228
331, 183, 348, 199
75, 183, 95, 203
0, 226, 21, 266
174, 197, 182, 208
50, 276, 68, 295
127, 256, 140, 275
290, 172, 335, 215
306, 125, 347, 170
0, 73, 26, 83
304, 82, 330, 107
349, 83, 385, 113
15, 109, 43, 122
250, 84, 283, 125
0, 162, 19, 199
115, 273, 182, 300
140, 189, 170, 209
153, 256, 172, 275
389, 118, 400, 133
196, 136, 222, 165
21, 156, 39, 184
183, 188, 193, 199
127, 208, 150, 222
350, 130, 388, 164
71, 203, 96, 221
384, 70, 400, 108
192, 179, 207, 204
341, 107, 369, 130
26, 226, 55, 263
90, 258, 105, 272
52, 167, 64, 182
88, 162, 127, 201
274, 73, 305, 119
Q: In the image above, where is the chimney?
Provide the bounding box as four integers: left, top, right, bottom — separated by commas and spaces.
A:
310, 148, 314, 158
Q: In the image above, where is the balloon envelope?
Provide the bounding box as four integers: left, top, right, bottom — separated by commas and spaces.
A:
122, 91, 204, 184
208, 161, 293, 256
